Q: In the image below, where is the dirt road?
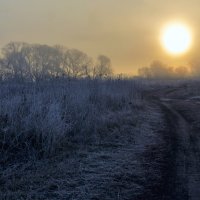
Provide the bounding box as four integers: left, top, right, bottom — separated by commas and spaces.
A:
153, 86, 200, 200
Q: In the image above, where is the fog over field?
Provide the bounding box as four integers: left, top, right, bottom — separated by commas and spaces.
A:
1, 1, 200, 200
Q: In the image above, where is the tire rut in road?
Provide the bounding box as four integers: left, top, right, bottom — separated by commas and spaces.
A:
134, 101, 187, 200
172, 101, 200, 200
159, 102, 190, 200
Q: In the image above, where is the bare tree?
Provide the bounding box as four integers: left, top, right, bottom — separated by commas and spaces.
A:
138, 60, 174, 79
0, 58, 5, 81
149, 60, 174, 78
94, 55, 113, 78
65, 49, 92, 78
138, 66, 152, 78
22, 44, 64, 81
174, 66, 189, 78
2, 42, 29, 80
190, 60, 200, 77
0, 42, 112, 81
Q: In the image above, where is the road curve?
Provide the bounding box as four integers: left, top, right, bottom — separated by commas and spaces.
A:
159, 97, 200, 200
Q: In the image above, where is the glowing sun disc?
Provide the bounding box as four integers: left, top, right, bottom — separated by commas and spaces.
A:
161, 22, 192, 55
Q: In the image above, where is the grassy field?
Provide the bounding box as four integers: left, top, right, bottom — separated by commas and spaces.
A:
1, 78, 200, 199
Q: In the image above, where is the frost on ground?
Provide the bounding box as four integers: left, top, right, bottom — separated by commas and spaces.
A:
0, 79, 172, 199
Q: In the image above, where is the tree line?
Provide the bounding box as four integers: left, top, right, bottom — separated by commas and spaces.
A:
0, 42, 113, 81
138, 60, 200, 79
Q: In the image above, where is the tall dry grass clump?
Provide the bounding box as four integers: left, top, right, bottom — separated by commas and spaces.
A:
0, 79, 144, 163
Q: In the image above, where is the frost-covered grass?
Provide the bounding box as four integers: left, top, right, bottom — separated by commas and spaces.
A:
0, 78, 171, 200
1, 78, 186, 199
0, 79, 143, 163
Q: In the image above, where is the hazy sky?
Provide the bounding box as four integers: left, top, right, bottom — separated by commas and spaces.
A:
1, 0, 200, 74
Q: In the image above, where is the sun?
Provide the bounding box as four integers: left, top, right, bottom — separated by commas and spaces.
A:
161, 22, 192, 55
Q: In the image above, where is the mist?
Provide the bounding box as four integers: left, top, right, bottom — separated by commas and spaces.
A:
1, 0, 200, 74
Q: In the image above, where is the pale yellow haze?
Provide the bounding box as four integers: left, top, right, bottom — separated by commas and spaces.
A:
0, 0, 200, 74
